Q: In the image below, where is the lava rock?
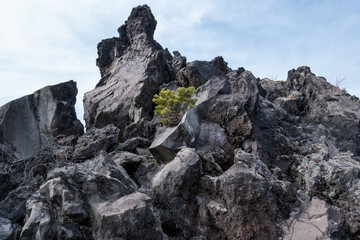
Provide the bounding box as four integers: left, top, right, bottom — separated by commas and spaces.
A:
152, 148, 203, 238
205, 159, 279, 239
93, 192, 165, 240
149, 108, 200, 163
177, 56, 229, 88
73, 124, 120, 161
110, 150, 158, 188
0, 80, 83, 160
21, 151, 137, 239
84, 5, 172, 136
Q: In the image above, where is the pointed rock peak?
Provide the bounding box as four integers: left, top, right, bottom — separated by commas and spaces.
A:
211, 56, 229, 74
119, 4, 157, 43
287, 66, 314, 79
286, 65, 332, 94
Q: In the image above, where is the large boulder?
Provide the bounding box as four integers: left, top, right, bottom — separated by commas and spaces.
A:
177, 56, 229, 88
92, 192, 165, 240
152, 148, 202, 200
285, 66, 360, 154
200, 149, 298, 239
73, 124, 120, 161
296, 152, 360, 235
198, 94, 253, 147
152, 148, 203, 238
149, 107, 200, 163
20, 151, 137, 239
0, 80, 83, 160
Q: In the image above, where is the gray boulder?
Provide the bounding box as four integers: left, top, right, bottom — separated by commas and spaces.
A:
259, 78, 288, 102
227, 69, 261, 118
149, 107, 200, 163
152, 148, 203, 238
110, 150, 158, 188
0, 80, 83, 160
195, 76, 231, 105
93, 192, 165, 240
200, 149, 296, 240
73, 124, 120, 161
196, 121, 234, 170
177, 56, 229, 88
199, 94, 253, 147
296, 152, 360, 235
20, 151, 137, 239
152, 148, 202, 200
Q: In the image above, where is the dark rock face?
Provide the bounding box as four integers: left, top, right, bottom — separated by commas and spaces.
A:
93, 192, 165, 240
73, 124, 120, 161
0, 80, 83, 160
84, 5, 172, 138
20, 151, 137, 239
177, 57, 229, 88
2, 4, 360, 240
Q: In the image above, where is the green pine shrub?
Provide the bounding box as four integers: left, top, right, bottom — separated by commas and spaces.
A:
152, 86, 196, 126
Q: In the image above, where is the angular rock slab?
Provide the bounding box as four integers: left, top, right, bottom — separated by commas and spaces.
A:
152, 148, 202, 200
177, 56, 229, 88
149, 107, 200, 163
73, 124, 120, 161
195, 75, 231, 106
151, 148, 203, 237
93, 192, 165, 240
200, 149, 299, 240
21, 151, 137, 239
0, 80, 83, 160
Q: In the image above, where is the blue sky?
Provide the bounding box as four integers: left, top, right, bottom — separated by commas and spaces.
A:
0, 0, 359, 123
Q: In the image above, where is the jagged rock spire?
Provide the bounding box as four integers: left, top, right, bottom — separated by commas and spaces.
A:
120, 4, 157, 44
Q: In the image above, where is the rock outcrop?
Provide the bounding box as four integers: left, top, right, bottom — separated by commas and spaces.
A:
83, 5, 172, 140
0, 80, 83, 161
1, 4, 360, 240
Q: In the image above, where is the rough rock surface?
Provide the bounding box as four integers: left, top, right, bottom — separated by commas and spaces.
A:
1, 4, 360, 240
0, 80, 83, 160
83, 4, 172, 139
73, 124, 120, 161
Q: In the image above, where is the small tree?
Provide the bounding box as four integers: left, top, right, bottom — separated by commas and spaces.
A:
153, 87, 196, 126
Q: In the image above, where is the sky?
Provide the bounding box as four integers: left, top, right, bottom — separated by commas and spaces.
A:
0, 0, 359, 124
